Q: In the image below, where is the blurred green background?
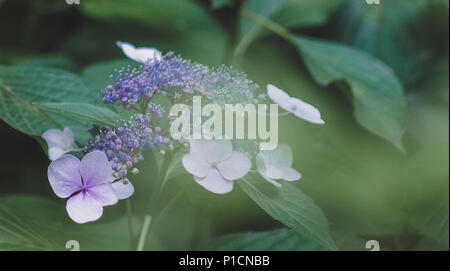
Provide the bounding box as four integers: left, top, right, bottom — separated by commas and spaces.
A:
0, 0, 448, 251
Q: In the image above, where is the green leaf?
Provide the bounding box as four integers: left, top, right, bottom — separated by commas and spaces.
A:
0, 196, 140, 251
237, 0, 344, 54
293, 36, 407, 150
38, 102, 123, 127
81, 0, 218, 31
0, 65, 101, 105
82, 59, 138, 91
238, 173, 336, 250
0, 65, 111, 145
333, 0, 449, 84
210, 0, 232, 9
210, 227, 322, 250
14, 55, 76, 71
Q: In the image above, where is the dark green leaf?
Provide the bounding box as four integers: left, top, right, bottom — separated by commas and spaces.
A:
238, 173, 336, 250
237, 0, 344, 54
294, 36, 407, 150
81, 0, 219, 31
210, 0, 232, 9
0, 196, 143, 251
333, 0, 449, 84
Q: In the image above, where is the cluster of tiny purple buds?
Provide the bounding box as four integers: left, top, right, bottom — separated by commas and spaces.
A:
85, 107, 170, 178
103, 52, 258, 109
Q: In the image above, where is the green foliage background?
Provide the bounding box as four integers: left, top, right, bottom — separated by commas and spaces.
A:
0, 0, 448, 250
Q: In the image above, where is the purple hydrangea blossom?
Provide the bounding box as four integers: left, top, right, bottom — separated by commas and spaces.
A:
47, 151, 118, 223
103, 53, 258, 109
85, 112, 170, 179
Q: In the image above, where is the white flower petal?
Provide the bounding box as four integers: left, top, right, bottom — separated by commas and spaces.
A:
290, 97, 325, 124
267, 84, 292, 112
259, 144, 293, 168
111, 180, 135, 200
182, 153, 211, 178
217, 152, 251, 180
265, 165, 285, 180
194, 169, 234, 194
281, 167, 302, 181
267, 84, 325, 124
189, 139, 233, 163
43, 128, 76, 160
117, 41, 162, 63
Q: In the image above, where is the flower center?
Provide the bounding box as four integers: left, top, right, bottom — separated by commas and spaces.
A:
211, 162, 218, 169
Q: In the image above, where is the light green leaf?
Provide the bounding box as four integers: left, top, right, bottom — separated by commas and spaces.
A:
237, 0, 344, 54
0, 65, 113, 145
239, 173, 336, 250
210, 227, 322, 250
38, 102, 122, 127
0, 196, 143, 251
294, 36, 407, 150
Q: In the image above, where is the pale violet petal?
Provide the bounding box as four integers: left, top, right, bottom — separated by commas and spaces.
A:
217, 152, 251, 180
66, 192, 103, 224
267, 84, 292, 113
42, 129, 65, 150
48, 147, 70, 161
80, 151, 113, 186
87, 183, 118, 206
47, 155, 82, 198
194, 169, 234, 194
190, 139, 233, 163
62, 127, 75, 149
289, 97, 325, 124
117, 41, 162, 63
111, 180, 135, 200
281, 167, 302, 181
182, 153, 211, 178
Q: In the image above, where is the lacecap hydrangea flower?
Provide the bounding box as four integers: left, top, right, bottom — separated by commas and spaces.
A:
44, 41, 326, 223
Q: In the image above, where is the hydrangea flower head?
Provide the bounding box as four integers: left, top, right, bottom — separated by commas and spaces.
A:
104, 42, 258, 109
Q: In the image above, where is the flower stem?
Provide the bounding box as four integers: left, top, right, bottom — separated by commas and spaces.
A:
149, 150, 173, 213
234, 9, 295, 56
125, 199, 134, 250
136, 215, 152, 251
